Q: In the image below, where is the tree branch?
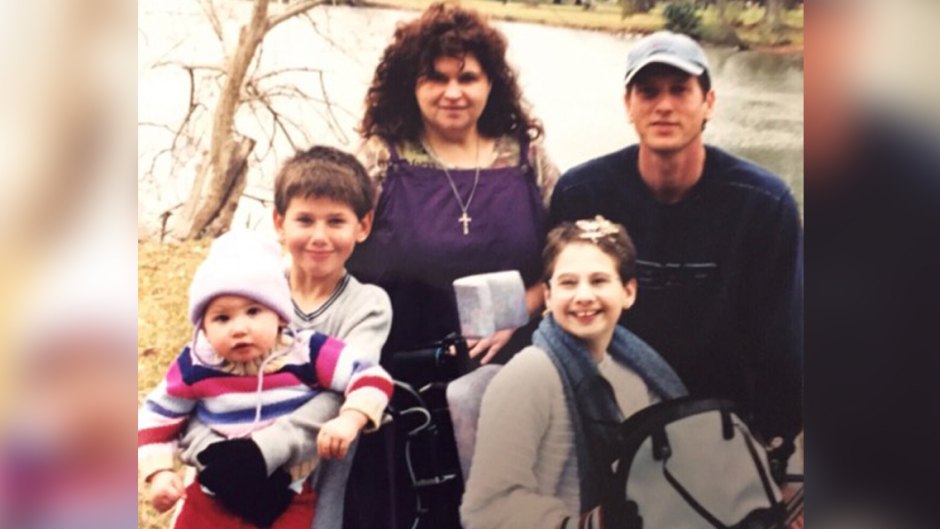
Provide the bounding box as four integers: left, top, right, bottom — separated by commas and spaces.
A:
303, 10, 350, 55
168, 67, 213, 155
242, 192, 273, 206
247, 39, 267, 86
151, 61, 227, 75
244, 102, 277, 160
262, 85, 325, 103
252, 66, 325, 84
139, 122, 176, 134
267, 0, 328, 31
199, 0, 225, 43
143, 147, 174, 183
314, 69, 349, 144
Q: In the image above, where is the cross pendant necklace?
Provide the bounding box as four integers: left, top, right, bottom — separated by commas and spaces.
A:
458, 211, 472, 235
422, 137, 482, 236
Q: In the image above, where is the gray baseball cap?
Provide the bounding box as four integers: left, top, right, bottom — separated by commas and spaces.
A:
624, 31, 710, 87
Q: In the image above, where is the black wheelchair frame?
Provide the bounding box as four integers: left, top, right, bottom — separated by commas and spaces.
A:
383, 333, 470, 529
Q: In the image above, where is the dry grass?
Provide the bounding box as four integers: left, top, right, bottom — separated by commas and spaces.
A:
138, 239, 210, 529
138, 239, 210, 402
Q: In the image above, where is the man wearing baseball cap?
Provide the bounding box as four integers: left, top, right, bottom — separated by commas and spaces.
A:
550, 31, 803, 480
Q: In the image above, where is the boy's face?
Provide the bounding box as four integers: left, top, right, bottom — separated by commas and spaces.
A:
202, 295, 281, 363
274, 196, 372, 283
544, 243, 636, 356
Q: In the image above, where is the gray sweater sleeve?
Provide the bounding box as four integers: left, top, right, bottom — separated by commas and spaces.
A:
328, 281, 392, 366
461, 347, 577, 529
307, 280, 393, 529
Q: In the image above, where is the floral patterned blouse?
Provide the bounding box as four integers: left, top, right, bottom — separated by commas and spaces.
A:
356, 134, 560, 208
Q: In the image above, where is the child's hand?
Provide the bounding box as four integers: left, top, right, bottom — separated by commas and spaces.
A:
146, 470, 184, 513
317, 410, 368, 460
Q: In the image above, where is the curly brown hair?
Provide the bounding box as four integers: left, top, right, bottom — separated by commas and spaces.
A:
359, 2, 542, 143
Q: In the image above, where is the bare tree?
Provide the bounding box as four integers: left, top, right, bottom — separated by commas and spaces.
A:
146, 0, 334, 241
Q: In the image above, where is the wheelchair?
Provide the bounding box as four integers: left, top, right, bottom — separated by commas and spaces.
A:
378, 334, 803, 529
380, 333, 473, 529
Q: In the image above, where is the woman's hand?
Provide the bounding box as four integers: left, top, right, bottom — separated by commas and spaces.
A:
317, 409, 368, 460
467, 328, 515, 365
146, 469, 184, 513
468, 284, 544, 365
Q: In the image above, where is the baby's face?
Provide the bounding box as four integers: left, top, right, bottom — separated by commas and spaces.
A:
202, 295, 281, 363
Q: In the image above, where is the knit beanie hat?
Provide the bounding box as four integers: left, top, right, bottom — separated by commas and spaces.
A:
188, 230, 293, 326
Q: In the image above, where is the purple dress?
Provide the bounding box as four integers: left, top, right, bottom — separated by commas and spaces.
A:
347, 136, 546, 370
344, 136, 547, 529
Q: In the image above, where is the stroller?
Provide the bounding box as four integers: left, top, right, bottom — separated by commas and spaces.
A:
380, 333, 804, 529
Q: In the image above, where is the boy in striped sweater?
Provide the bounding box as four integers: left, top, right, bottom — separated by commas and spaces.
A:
138, 230, 393, 528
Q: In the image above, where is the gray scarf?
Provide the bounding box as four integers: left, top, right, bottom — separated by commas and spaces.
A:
533, 314, 687, 511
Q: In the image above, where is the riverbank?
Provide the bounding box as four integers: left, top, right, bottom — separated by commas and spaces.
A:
364, 0, 803, 52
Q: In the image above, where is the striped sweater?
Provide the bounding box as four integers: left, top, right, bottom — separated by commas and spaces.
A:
137, 330, 393, 481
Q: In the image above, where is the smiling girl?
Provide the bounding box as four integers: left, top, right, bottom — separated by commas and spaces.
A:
461, 217, 687, 529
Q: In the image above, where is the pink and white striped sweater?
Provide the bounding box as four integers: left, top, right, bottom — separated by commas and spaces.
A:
137, 330, 393, 481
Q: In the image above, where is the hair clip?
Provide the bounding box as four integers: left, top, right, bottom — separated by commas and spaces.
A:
575, 215, 619, 243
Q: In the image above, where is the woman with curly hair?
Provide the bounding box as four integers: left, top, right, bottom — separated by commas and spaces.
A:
349, 1, 559, 370
344, 4, 559, 529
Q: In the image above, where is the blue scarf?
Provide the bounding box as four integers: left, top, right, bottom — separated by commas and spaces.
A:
532, 314, 687, 511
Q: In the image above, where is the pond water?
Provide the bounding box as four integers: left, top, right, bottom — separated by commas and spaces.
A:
138, 2, 802, 235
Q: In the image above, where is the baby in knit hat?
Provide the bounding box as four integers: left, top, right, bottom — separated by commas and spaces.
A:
138, 230, 393, 529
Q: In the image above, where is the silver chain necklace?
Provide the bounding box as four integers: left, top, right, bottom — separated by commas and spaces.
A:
421, 137, 481, 235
